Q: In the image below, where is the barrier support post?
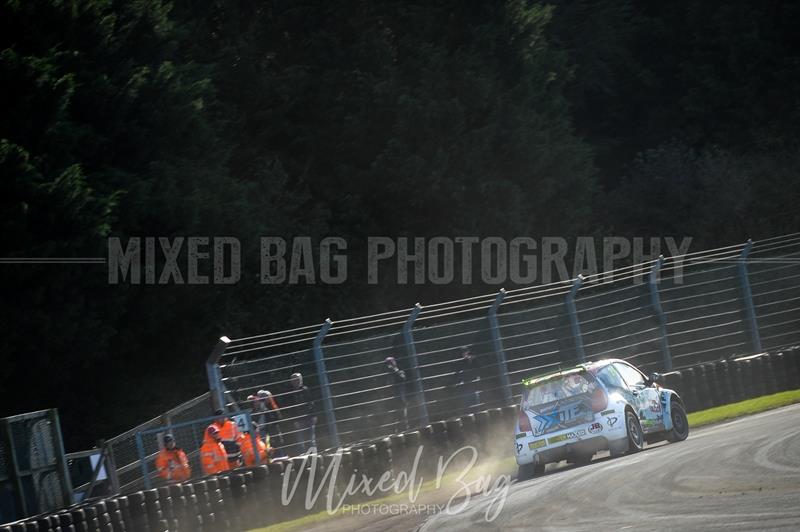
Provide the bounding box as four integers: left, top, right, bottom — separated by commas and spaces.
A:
650, 255, 673, 371
206, 336, 231, 412
313, 319, 339, 448
738, 240, 763, 354
488, 289, 512, 404
566, 275, 586, 362
50, 409, 75, 507
403, 303, 429, 426
135, 431, 150, 490
105, 439, 120, 494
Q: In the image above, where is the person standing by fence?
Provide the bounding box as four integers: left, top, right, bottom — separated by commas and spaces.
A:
239, 422, 270, 466
255, 389, 283, 448
155, 434, 191, 483
451, 345, 482, 414
213, 409, 242, 467
283, 372, 317, 455
384, 356, 409, 432
200, 425, 230, 475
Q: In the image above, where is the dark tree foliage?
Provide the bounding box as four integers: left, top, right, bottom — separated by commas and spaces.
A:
1, 0, 798, 447
548, 0, 800, 238
0, 0, 316, 442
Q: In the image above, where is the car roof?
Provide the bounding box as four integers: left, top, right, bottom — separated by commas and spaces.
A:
521, 358, 626, 386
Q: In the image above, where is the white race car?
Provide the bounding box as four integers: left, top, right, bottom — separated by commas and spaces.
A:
514, 359, 689, 479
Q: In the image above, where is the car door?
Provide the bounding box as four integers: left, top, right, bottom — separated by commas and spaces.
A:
612, 362, 663, 431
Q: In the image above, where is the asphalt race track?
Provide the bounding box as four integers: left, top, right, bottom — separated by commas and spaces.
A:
418, 404, 800, 531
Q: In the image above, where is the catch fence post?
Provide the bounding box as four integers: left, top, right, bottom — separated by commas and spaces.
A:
50, 409, 75, 507
566, 275, 586, 362
312, 319, 339, 448
105, 439, 120, 494
650, 255, 673, 371
738, 240, 763, 354
488, 289, 512, 404
206, 336, 231, 412
135, 431, 150, 490
403, 303, 429, 426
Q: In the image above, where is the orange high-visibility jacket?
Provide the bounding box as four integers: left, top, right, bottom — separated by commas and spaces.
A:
155, 448, 192, 482
200, 435, 230, 475
214, 418, 239, 442
239, 433, 269, 466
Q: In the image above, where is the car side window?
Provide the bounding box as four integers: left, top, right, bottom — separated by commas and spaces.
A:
613, 362, 646, 389
596, 365, 626, 390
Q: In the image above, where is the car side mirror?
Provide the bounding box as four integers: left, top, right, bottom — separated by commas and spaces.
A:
648, 372, 665, 386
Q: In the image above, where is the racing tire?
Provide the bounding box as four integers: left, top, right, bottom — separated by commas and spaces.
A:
517, 462, 545, 481
609, 440, 627, 457
666, 401, 689, 443
623, 410, 645, 454
570, 453, 593, 465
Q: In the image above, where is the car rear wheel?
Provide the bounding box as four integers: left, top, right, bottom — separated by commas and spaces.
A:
609, 441, 627, 457
569, 453, 593, 465
666, 401, 689, 442
517, 462, 545, 481
624, 410, 645, 454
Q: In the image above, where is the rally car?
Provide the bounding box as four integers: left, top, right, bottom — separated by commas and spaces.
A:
514, 359, 689, 479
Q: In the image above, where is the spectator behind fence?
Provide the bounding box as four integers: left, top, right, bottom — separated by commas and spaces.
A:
155, 433, 191, 483
384, 356, 409, 431
200, 425, 230, 475
256, 389, 283, 448
283, 372, 317, 455
239, 422, 270, 466
451, 345, 481, 413
248, 393, 267, 438
213, 409, 242, 467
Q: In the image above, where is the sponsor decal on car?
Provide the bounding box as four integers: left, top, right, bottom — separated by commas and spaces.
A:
532, 409, 560, 436
529, 439, 546, 450
606, 416, 618, 427
547, 429, 586, 445
588, 422, 603, 434
649, 400, 662, 413
601, 409, 615, 416
531, 401, 587, 436
515, 432, 527, 439
516, 442, 523, 454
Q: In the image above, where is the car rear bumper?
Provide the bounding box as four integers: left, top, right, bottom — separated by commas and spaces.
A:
536, 435, 608, 463
516, 434, 613, 465
515, 410, 627, 466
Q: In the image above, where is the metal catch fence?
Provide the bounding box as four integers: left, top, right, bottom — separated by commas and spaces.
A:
106, 392, 215, 494
210, 234, 800, 452
101, 233, 800, 493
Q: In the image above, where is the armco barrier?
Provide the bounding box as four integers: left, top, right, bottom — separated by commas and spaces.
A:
5, 347, 800, 531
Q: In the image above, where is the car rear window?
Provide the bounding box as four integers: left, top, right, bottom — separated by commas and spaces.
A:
521, 372, 598, 410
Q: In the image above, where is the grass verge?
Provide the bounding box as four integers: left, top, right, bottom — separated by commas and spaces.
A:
687, 388, 800, 428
